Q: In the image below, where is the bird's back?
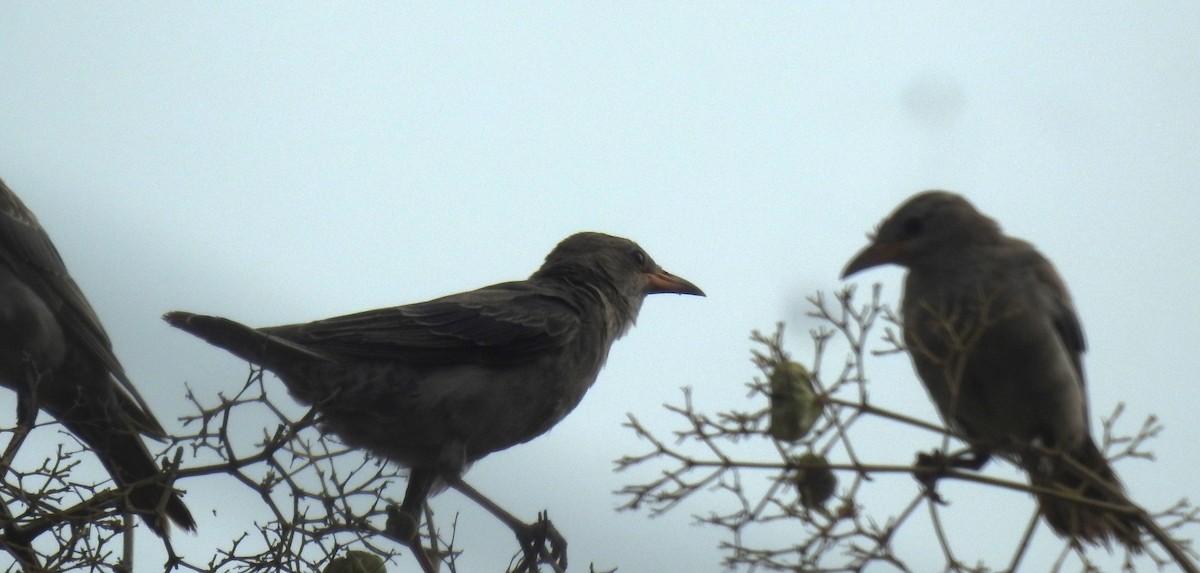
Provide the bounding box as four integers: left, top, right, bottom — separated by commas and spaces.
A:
901, 238, 1090, 453
167, 279, 612, 467
0, 180, 164, 435
0, 179, 194, 534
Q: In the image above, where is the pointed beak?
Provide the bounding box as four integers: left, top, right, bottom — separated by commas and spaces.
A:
841, 242, 903, 279
645, 269, 705, 296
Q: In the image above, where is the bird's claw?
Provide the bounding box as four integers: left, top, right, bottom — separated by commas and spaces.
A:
914, 448, 992, 505
914, 450, 951, 505
513, 511, 568, 573
385, 505, 443, 573
385, 504, 421, 543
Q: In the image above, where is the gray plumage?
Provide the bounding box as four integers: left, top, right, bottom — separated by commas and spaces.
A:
0, 177, 194, 536
842, 190, 1141, 551
165, 231, 703, 536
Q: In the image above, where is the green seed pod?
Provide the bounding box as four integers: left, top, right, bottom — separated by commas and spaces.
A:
793, 452, 837, 510
324, 551, 387, 573
768, 361, 820, 441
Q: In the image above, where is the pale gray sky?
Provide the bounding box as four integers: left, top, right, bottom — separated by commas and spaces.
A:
1, 3, 1197, 571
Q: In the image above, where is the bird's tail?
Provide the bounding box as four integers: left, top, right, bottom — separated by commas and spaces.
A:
1024, 437, 1143, 552
163, 311, 331, 373
55, 403, 196, 536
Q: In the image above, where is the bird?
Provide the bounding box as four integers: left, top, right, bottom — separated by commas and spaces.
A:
0, 177, 195, 538
164, 231, 704, 567
840, 190, 1142, 551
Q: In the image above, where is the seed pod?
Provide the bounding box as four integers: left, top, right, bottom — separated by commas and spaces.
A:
768, 361, 820, 441
324, 551, 387, 573
794, 452, 837, 509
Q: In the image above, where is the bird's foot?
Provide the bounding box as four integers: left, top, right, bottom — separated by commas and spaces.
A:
914, 451, 950, 504
385, 504, 421, 543
914, 448, 992, 505
385, 505, 442, 573
443, 478, 568, 571
512, 511, 567, 573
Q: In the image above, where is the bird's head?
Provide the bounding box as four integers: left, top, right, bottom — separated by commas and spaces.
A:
538, 232, 705, 298
535, 232, 704, 339
841, 190, 1002, 279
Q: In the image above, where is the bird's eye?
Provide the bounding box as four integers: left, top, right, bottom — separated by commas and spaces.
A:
901, 216, 924, 238
630, 250, 647, 266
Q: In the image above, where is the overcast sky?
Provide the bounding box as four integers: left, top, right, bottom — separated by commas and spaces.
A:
1, 3, 1198, 572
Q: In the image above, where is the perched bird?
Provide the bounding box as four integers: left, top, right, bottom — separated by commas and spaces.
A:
0, 178, 195, 537
841, 190, 1142, 551
164, 232, 704, 565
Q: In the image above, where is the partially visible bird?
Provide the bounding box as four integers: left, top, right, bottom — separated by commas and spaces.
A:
841, 190, 1142, 551
164, 231, 704, 567
0, 178, 195, 537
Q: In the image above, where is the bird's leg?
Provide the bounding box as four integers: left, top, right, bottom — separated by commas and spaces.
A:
386, 468, 439, 573
914, 447, 992, 504
447, 477, 568, 573
1, 385, 39, 470
386, 443, 475, 573
388, 468, 436, 542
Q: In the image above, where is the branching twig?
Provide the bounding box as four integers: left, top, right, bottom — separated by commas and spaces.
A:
617, 286, 1199, 572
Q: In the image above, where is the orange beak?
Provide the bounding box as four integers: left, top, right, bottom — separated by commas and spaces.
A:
645, 269, 705, 296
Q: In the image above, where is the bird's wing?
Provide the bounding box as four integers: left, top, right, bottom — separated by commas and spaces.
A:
0, 181, 163, 434
1023, 247, 1089, 420
269, 281, 583, 365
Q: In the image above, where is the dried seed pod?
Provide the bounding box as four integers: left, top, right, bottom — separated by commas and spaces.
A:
324, 551, 387, 573
768, 361, 820, 441
794, 452, 837, 510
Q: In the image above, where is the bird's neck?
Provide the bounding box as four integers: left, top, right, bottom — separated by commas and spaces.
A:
588, 283, 642, 342
536, 268, 642, 342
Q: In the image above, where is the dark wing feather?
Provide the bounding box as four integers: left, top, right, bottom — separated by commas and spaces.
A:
0, 180, 163, 434
267, 281, 582, 365
1027, 249, 1089, 419
1030, 253, 1086, 368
